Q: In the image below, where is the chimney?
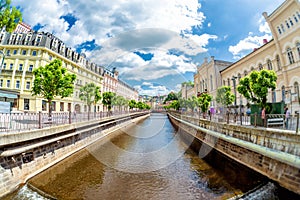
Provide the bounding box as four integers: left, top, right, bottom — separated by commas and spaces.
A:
210, 56, 215, 61
253, 48, 258, 51
263, 39, 268, 44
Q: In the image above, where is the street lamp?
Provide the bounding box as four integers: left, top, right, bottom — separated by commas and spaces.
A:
232, 76, 237, 122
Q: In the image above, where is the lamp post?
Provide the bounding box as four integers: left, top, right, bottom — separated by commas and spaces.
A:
232, 76, 237, 122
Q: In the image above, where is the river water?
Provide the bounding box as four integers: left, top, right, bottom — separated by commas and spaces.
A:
3, 113, 298, 200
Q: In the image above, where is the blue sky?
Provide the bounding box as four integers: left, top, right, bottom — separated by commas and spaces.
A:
12, 0, 285, 96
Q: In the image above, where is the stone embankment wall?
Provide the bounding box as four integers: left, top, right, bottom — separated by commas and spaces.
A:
168, 112, 300, 195
0, 112, 149, 198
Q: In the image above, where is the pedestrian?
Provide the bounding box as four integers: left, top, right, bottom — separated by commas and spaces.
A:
285, 107, 290, 129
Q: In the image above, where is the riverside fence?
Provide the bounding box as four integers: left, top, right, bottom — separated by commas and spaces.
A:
0, 110, 146, 133
172, 110, 300, 134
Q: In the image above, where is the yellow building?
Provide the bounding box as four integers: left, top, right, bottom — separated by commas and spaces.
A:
0, 31, 104, 113
193, 0, 300, 113
221, 0, 300, 113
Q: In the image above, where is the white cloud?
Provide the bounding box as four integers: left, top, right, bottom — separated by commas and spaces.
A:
228, 16, 272, 59
134, 82, 171, 96
207, 22, 211, 27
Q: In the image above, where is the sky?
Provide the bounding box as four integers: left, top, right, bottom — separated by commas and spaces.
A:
11, 0, 285, 96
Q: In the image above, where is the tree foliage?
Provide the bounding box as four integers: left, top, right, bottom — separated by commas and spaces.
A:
216, 86, 235, 107
186, 96, 198, 111
102, 92, 116, 111
112, 95, 128, 111
32, 59, 76, 116
197, 93, 212, 113
128, 99, 137, 110
79, 83, 101, 112
0, 0, 22, 32
163, 92, 178, 104
237, 69, 277, 108
164, 100, 180, 111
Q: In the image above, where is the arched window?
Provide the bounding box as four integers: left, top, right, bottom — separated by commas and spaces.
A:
276, 55, 281, 70
287, 47, 295, 64
289, 18, 294, 26
244, 70, 248, 76
272, 89, 276, 103
294, 14, 299, 23
258, 63, 263, 70
294, 82, 299, 101
237, 73, 241, 83
297, 42, 300, 60
223, 80, 225, 86
282, 85, 286, 103
267, 59, 272, 70
227, 78, 230, 86
210, 75, 213, 91
281, 24, 285, 32
277, 26, 282, 35
286, 20, 290, 29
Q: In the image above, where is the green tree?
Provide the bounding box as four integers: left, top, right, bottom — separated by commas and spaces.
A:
79, 83, 101, 118
216, 86, 235, 108
186, 96, 198, 112
237, 69, 277, 109
128, 99, 137, 110
197, 93, 212, 118
112, 95, 128, 111
136, 101, 146, 110
163, 92, 178, 104
102, 92, 116, 112
32, 59, 76, 120
0, 0, 22, 32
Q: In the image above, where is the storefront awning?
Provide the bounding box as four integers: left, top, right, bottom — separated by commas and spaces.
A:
0, 92, 18, 99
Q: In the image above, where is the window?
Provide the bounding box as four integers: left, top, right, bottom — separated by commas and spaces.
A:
297, 42, 300, 59
13, 49, 17, 55
16, 80, 20, 89
294, 14, 299, 23
223, 80, 225, 86
22, 50, 26, 55
267, 59, 272, 70
286, 20, 290, 29
24, 99, 29, 110
277, 26, 282, 34
210, 75, 213, 91
297, 12, 300, 19
237, 73, 241, 83
281, 24, 285, 32
276, 55, 281, 70
28, 65, 33, 72
3, 63, 6, 69
294, 82, 299, 102
9, 63, 13, 70
42, 100, 47, 111
289, 18, 294, 26
244, 70, 248, 76
49, 55, 52, 60
0, 79, 3, 87
287, 47, 295, 64
6, 80, 10, 88
282, 85, 285, 103
18, 64, 23, 71
272, 89, 276, 103
227, 78, 230, 86
258, 63, 263, 70
6, 50, 10, 56
60, 102, 64, 111
51, 101, 56, 111
26, 81, 30, 90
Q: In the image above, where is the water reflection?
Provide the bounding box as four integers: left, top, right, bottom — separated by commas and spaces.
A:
12, 113, 266, 199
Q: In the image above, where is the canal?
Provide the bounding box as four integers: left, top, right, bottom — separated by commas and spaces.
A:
3, 113, 296, 199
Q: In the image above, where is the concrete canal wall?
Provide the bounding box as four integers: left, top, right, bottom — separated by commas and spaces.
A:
168, 112, 300, 195
0, 112, 149, 198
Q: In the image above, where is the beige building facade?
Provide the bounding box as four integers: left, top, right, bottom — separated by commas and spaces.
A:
193, 0, 300, 113
221, 0, 300, 113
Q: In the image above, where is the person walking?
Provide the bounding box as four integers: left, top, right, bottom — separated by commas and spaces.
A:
261, 107, 266, 127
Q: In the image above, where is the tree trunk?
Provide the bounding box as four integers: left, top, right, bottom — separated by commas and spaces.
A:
88, 105, 90, 120
48, 99, 52, 123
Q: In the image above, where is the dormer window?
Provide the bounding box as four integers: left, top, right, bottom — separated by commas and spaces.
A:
277, 26, 282, 35
294, 14, 298, 23
285, 20, 290, 29
289, 18, 294, 26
